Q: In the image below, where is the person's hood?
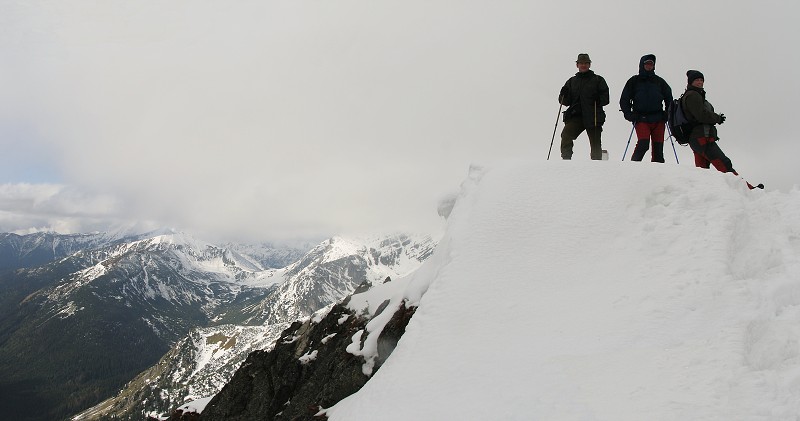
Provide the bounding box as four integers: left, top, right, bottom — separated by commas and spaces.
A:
639, 54, 656, 76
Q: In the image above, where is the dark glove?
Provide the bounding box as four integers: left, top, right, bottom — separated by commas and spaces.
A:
623, 112, 634, 122
559, 87, 569, 104
718, 113, 726, 124
663, 111, 669, 121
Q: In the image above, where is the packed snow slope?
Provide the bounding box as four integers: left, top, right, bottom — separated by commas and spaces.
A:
327, 160, 800, 421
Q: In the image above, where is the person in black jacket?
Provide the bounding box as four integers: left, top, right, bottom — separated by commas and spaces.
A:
558, 53, 610, 160
619, 54, 673, 162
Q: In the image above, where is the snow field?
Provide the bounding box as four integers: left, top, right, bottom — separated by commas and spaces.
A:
328, 160, 800, 421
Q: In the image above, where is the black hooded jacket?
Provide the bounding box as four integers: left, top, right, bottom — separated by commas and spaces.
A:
619, 54, 673, 123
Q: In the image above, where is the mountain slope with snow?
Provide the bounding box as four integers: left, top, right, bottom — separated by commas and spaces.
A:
244, 234, 436, 326
69, 233, 436, 420
0, 232, 311, 420
321, 161, 800, 420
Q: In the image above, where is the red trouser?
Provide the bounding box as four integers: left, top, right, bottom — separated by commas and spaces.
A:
689, 136, 758, 189
631, 121, 666, 162
690, 136, 736, 174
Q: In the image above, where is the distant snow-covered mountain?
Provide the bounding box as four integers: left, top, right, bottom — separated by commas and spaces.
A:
66, 233, 436, 420
0, 231, 131, 272
244, 234, 436, 326
0, 231, 310, 420
29, 232, 292, 341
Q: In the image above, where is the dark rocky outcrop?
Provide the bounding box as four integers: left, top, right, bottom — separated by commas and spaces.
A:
174, 297, 416, 421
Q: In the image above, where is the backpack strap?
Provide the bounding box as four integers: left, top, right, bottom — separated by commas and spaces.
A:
679, 93, 695, 123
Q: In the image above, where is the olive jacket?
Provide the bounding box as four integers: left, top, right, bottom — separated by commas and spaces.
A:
559, 70, 610, 128
682, 85, 724, 140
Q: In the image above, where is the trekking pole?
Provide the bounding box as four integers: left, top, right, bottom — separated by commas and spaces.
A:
621, 123, 635, 161
665, 125, 680, 164
547, 102, 564, 160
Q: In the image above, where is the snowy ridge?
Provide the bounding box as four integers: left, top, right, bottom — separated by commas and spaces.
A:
32, 232, 285, 322
245, 234, 436, 326
285, 234, 432, 282
0, 231, 132, 271
101, 232, 264, 281
320, 161, 800, 421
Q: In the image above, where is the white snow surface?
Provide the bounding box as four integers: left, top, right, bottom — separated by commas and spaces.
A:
327, 160, 800, 421
175, 397, 213, 416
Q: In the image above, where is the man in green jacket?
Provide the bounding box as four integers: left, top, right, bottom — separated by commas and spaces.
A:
683, 70, 762, 189
558, 53, 610, 160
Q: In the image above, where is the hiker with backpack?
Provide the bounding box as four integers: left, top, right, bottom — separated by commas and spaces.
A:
619, 54, 673, 162
681, 70, 763, 189
558, 53, 610, 160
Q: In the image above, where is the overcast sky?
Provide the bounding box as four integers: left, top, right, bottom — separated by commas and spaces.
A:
1, 0, 797, 242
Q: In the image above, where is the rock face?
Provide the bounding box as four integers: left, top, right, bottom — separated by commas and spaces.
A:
193, 293, 417, 421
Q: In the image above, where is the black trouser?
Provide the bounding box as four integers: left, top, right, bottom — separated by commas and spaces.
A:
560, 117, 602, 160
